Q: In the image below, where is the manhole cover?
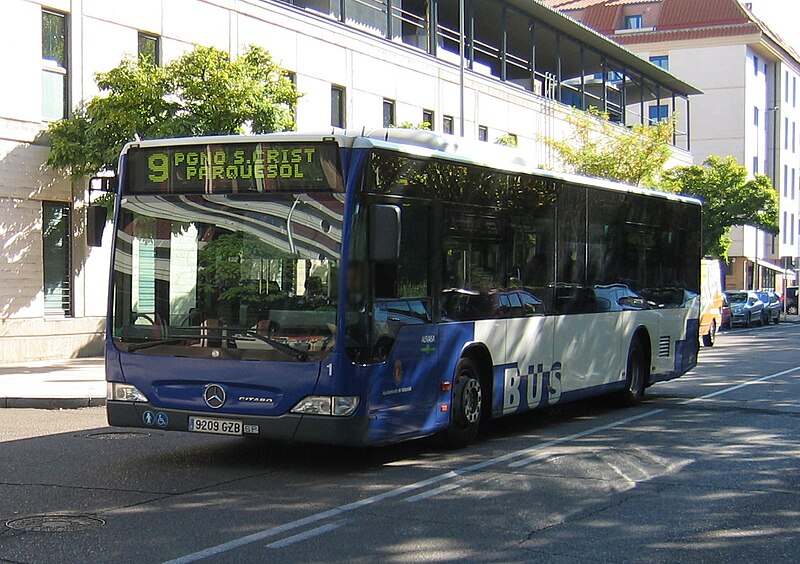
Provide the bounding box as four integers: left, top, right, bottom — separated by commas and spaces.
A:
86, 431, 151, 440
6, 515, 105, 532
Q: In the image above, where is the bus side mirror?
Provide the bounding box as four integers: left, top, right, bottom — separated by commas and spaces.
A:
87, 205, 108, 247
369, 204, 401, 262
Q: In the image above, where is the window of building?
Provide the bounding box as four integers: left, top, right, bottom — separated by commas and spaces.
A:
786, 117, 790, 149
422, 109, 434, 130
786, 71, 790, 103
794, 76, 797, 108
331, 85, 345, 128
42, 202, 72, 317
771, 235, 776, 254
382, 98, 395, 128
754, 55, 759, 76
137, 32, 160, 65
478, 125, 488, 142
649, 55, 668, 70
285, 72, 297, 130
754, 106, 759, 127
753, 156, 758, 175
42, 9, 67, 121
624, 15, 643, 29
784, 165, 788, 196
793, 168, 796, 199
648, 104, 669, 123
443, 115, 454, 134
793, 213, 796, 245
794, 121, 797, 153
783, 212, 788, 244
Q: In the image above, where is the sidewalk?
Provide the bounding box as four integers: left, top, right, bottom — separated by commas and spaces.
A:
0, 357, 105, 409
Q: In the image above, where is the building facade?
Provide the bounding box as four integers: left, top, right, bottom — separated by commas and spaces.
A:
544, 0, 800, 291
0, 0, 695, 362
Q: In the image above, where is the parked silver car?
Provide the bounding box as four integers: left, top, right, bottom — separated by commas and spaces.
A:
725, 291, 765, 327
756, 290, 782, 324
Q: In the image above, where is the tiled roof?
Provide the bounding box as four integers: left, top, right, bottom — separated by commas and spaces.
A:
658, 0, 749, 30
613, 22, 761, 45
541, 0, 659, 10
541, 0, 800, 66
583, 3, 622, 35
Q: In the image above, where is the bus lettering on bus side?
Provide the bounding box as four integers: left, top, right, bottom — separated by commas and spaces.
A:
503, 361, 562, 415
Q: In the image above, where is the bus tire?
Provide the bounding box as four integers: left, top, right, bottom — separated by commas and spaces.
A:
443, 357, 483, 448
616, 339, 647, 407
702, 320, 716, 347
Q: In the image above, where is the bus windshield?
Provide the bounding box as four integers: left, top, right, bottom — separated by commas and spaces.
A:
112, 192, 344, 361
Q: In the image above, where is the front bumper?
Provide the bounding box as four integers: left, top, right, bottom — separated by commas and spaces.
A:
730, 312, 751, 325
107, 401, 370, 446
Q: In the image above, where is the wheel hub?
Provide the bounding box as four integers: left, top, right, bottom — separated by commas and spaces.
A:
462, 379, 481, 424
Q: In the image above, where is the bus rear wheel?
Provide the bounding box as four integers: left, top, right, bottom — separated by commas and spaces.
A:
443, 357, 483, 448
615, 340, 648, 407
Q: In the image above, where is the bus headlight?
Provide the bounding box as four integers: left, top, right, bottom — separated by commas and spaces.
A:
291, 395, 360, 417
107, 382, 149, 403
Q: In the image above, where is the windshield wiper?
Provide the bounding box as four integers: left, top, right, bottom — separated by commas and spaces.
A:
232, 329, 309, 362
124, 329, 309, 361
126, 338, 183, 352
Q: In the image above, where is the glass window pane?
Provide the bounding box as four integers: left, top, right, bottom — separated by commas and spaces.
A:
42, 202, 72, 316
331, 86, 345, 128
138, 33, 159, 64
443, 115, 454, 134
42, 69, 66, 121
42, 11, 66, 66
383, 99, 395, 127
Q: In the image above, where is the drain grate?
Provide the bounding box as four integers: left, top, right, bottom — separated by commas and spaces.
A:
6, 515, 105, 532
86, 431, 151, 440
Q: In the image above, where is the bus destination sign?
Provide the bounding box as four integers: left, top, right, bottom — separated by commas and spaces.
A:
125, 142, 342, 194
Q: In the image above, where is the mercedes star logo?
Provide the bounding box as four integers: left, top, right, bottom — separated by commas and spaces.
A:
204, 384, 226, 409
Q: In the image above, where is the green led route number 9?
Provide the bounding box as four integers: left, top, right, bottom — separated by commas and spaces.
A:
148, 152, 170, 183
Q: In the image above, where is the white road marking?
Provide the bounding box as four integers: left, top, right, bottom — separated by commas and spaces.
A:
163, 363, 800, 563
266, 520, 348, 549
404, 482, 461, 503
507, 409, 666, 468
680, 364, 800, 405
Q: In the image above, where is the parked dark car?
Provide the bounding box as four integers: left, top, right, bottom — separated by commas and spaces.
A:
720, 294, 732, 329
756, 291, 782, 324
725, 291, 764, 327
786, 286, 798, 315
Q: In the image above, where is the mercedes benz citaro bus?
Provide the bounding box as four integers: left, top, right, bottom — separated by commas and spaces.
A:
99, 129, 701, 447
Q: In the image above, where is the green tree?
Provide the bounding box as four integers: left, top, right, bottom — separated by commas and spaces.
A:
495, 134, 518, 147
663, 156, 779, 260
544, 108, 674, 188
393, 121, 431, 130
46, 44, 298, 179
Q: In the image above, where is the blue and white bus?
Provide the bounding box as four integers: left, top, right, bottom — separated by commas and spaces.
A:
103, 129, 701, 447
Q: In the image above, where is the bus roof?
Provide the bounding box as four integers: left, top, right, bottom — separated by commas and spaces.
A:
121, 129, 702, 207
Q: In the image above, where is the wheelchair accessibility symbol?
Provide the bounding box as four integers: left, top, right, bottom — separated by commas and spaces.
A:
155, 412, 169, 427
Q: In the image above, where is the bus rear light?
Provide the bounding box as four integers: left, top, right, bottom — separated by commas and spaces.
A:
440, 404, 448, 412
107, 382, 149, 403
441, 382, 452, 391
291, 395, 360, 417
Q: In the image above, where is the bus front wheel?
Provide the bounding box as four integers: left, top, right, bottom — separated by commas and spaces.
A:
443, 357, 483, 448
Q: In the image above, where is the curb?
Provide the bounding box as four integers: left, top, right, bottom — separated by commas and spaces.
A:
0, 397, 106, 409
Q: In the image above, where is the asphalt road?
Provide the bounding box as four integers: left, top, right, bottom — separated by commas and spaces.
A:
1, 322, 799, 563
